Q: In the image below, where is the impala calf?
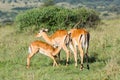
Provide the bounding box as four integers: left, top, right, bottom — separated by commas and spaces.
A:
27, 40, 62, 68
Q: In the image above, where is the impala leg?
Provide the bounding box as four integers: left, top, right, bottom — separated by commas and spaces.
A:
85, 46, 89, 70
85, 34, 90, 70
27, 48, 38, 69
49, 55, 58, 67
62, 44, 70, 66
73, 46, 77, 67
85, 53, 89, 70
27, 53, 35, 69
78, 44, 84, 70
69, 41, 77, 67
57, 52, 61, 65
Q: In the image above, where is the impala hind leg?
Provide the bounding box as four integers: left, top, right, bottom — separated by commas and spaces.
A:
85, 33, 90, 70
85, 41, 89, 69
69, 41, 77, 67
78, 44, 84, 70
80, 53, 84, 70
27, 53, 35, 69
73, 46, 77, 67
86, 33, 90, 69
85, 53, 89, 70
62, 44, 70, 66
27, 47, 38, 69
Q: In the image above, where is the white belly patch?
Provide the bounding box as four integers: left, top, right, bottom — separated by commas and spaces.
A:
39, 48, 49, 56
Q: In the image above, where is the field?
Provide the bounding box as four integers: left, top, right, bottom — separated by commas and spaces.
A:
0, 18, 120, 80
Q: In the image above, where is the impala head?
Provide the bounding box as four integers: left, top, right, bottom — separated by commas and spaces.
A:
36, 28, 48, 37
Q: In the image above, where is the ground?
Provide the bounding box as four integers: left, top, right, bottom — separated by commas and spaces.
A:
0, 18, 120, 80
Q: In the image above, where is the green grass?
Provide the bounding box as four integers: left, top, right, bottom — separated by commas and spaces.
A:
0, 18, 120, 80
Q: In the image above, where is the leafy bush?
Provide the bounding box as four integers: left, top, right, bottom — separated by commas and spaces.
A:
15, 6, 100, 32
73, 8, 100, 28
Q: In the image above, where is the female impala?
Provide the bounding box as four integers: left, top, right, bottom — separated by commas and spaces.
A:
68, 28, 90, 70
27, 40, 62, 68
36, 28, 70, 65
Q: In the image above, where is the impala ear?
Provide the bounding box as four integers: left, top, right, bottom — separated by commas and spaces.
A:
39, 28, 44, 32
39, 28, 48, 32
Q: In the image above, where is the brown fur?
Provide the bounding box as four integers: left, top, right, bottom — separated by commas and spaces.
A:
36, 29, 70, 65
68, 28, 90, 70
27, 40, 62, 68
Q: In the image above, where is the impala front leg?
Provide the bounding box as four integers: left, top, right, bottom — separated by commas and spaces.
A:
49, 55, 58, 67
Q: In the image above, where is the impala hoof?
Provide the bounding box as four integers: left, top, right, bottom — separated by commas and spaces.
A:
26, 66, 30, 69
66, 61, 69, 66
87, 64, 89, 70
80, 64, 84, 70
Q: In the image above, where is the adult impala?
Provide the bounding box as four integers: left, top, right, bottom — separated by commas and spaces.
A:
36, 28, 70, 65
27, 40, 62, 68
68, 28, 90, 70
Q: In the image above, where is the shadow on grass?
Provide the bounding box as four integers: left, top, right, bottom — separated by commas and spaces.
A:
88, 52, 98, 63
46, 51, 99, 67
57, 52, 99, 66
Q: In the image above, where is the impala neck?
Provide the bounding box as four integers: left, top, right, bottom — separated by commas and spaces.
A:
52, 47, 62, 56
42, 32, 52, 45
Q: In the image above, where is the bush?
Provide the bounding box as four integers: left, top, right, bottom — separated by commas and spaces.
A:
73, 8, 100, 28
15, 6, 75, 31
15, 6, 100, 32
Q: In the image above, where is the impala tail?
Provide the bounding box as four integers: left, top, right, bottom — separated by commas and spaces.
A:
80, 32, 90, 54
28, 45, 32, 54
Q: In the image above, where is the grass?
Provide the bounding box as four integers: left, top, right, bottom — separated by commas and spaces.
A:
0, 18, 120, 80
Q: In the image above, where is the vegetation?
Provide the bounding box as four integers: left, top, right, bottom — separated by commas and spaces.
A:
15, 6, 100, 32
0, 0, 120, 24
0, 0, 120, 80
0, 18, 120, 80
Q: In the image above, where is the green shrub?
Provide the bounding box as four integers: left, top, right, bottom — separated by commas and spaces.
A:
15, 6, 100, 32
73, 7, 100, 28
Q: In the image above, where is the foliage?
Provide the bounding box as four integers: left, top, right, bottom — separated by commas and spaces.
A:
1, 0, 120, 25
73, 8, 100, 28
15, 6, 100, 32
15, 6, 71, 31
